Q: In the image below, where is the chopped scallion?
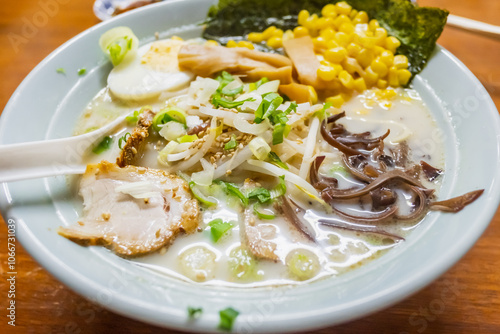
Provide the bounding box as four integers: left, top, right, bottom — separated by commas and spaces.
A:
152, 107, 187, 131
187, 307, 203, 319
218, 307, 239, 332
253, 203, 276, 219
56, 68, 65, 74
77, 68, 86, 76
247, 187, 271, 203
267, 152, 288, 169
215, 180, 249, 206
92, 136, 112, 154
178, 134, 198, 143
224, 135, 238, 150
189, 181, 217, 207
118, 132, 131, 149
208, 218, 235, 242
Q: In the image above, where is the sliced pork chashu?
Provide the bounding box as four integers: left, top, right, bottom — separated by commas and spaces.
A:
58, 161, 200, 257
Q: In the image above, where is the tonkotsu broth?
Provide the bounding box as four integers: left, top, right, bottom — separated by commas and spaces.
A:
75, 82, 444, 287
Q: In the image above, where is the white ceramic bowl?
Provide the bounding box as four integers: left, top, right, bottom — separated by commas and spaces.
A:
1, 0, 499, 332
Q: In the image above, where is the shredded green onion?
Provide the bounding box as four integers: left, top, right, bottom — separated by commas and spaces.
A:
215, 180, 249, 206
77, 68, 86, 76
253, 203, 276, 219
92, 136, 112, 154
187, 307, 203, 319
249, 77, 269, 91
212, 94, 253, 109
314, 102, 332, 120
218, 307, 239, 331
221, 85, 243, 96
189, 181, 217, 207
249, 136, 271, 160
270, 175, 287, 200
247, 187, 271, 203
208, 218, 235, 242
56, 68, 65, 74
268, 152, 288, 169
178, 134, 198, 143
125, 109, 143, 125
224, 135, 238, 150
152, 107, 187, 131
118, 132, 131, 149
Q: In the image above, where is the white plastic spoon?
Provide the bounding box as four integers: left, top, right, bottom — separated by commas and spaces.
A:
0, 113, 131, 182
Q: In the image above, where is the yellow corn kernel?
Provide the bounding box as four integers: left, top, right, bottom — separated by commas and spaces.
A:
312, 37, 328, 50
363, 66, 379, 86
385, 36, 401, 53
204, 40, 219, 47
388, 66, 399, 87
171, 36, 183, 41
336, 1, 352, 16
324, 17, 335, 28
373, 45, 385, 55
273, 29, 284, 38
347, 43, 362, 57
379, 50, 394, 66
321, 4, 337, 18
325, 46, 348, 63
398, 69, 412, 86
374, 27, 387, 45
293, 26, 309, 38
339, 22, 355, 34
316, 17, 329, 30
262, 26, 277, 40
371, 57, 389, 77
342, 57, 363, 75
381, 89, 397, 100
339, 70, 355, 89
326, 95, 345, 108
298, 10, 310, 26
226, 40, 237, 48
335, 31, 351, 47
349, 9, 358, 20
369, 19, 380, 31
326, 39, 340, 49
352, 11, 369, 24
283, 29, 295, 42
303, 14, 319, 31
237, 41, 255, 49
393, 55, 409, 69
334, 14, 351, 29
359, 36, 377, 49
377, 79, 388, 89
353, 77, 367, 92
317, 65, 338, 81
320, 27, 336, 40
267, 37, 283, 49
247, 32, 264, 43
357, 48, 375, 68
308, 86, 318, 104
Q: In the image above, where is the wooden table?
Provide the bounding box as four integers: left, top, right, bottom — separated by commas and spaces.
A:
0, 0, 499, 333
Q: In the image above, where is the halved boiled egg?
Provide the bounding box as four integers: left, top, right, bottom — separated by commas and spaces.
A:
108, 38, 194, 101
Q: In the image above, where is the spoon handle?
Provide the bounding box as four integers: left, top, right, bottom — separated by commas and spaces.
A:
447, 14, 500, 40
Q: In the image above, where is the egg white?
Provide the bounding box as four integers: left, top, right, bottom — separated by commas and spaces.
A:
108, 39, 194, 101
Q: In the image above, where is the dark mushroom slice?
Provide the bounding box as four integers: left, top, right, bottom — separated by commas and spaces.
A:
420, 160, 443, 182
317, 216, 404, 241
309, 156, 338, 190
394, 185, 429, 221
342, 154, 376, 182
329, 203, 398, 223
321, 112, 362, 156
276, 197, 317, 242
430, 189, 484, 213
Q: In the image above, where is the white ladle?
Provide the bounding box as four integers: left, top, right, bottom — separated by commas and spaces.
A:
0, 113, 131, 182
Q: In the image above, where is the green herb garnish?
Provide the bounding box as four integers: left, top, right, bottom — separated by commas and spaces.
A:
187, 307, 203, 319
189, 181, 218, 207
118, 132, 131, 149
56, 68, 65, 74
253, 203, 276, 219
268, 152, 288, 169
224, 135, 238, 150
215, 180, 249, 206
218, 307, 239, 331
92, 136, 112, 154
208, 218, 235, 242
247, 187, 271, 203
152, 107, 187, 131
125, 109, 143, 125
77, 68, 86, 76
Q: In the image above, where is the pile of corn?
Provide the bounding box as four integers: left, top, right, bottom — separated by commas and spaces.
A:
229, 1, 412, 107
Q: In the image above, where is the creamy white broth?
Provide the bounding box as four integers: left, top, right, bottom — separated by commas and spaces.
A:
74, 77, 445, 287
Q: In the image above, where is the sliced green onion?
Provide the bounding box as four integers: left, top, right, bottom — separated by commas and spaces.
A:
118, 132, 131, 149
221, 85, 243, 96
262, 95, 283, 121
215, 180, 249, 206
224, 135, 238, 150
125, 109, 144, 125
215, 71, 234, 89
268, 152, 288, 170
248, 187, 271, 203
272, 123, 286, 145
212, 94, 253, 109
254, 92, 279, 123
270, 175, 287, 199
189, 181, 217, 207
253, 203, 276, 220
208, 218, 234, 242
218, 307, 239, 332
56, 68, 65, 74
314, 102, 332, 120
228, 247, 258, 280
187, 307, 203, 319
248, 77, 269, 92
92, 136, 112, 154
152, 107, 187, 131
99, 27, 138, 66
77, 68, 86, 76
178, 134, 198, 143
249, 136, 271, 160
